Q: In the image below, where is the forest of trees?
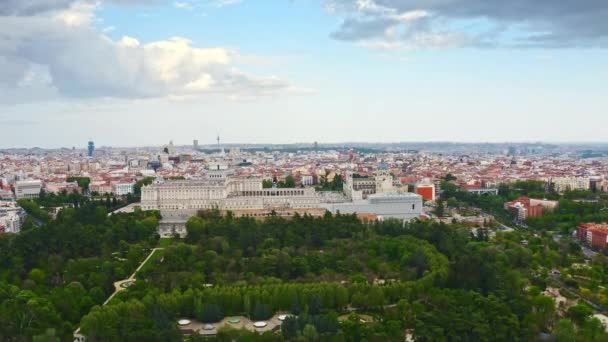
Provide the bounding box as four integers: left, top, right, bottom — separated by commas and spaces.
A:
3, 195, 608, 340
72, 210, 608, 341
0, 202, 160, 340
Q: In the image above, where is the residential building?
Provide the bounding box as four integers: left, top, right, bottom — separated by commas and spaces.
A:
504, 197, 558, 221
578, 223, 608, 249
550, 177, 589, 193
415, 182, 436, 201
0, 189, 14, 200
45, 181, 81, 194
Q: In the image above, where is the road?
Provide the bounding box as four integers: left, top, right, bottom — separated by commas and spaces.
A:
102, 247, 164, 306
497, 223, 515, 232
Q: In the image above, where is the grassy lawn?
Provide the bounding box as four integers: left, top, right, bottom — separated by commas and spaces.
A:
158, 238, 175, 248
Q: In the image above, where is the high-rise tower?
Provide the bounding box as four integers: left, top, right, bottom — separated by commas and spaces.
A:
87, 140, 95, 158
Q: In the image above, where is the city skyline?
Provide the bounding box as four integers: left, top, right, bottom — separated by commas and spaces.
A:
4, 2, 608, 339
1, 0, 607, 147
5, 139, 608, 151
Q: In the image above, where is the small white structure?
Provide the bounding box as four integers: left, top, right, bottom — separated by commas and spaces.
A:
593, 314, 608, 332
253, 322, 268, 328
178, 319, 192, 326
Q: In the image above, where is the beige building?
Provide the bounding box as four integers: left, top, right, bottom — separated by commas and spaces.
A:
343, 164, 405, 200
15, 180, 43, 199
549, 176, 589, 193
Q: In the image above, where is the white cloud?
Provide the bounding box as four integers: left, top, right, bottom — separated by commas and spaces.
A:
172, 0, 243, 11
53, 1, 97, 26
184, 74, 215, 91
173, 1, 193, 11
119, 35, 141, 47
0, 1, 300, 102
210, 0, 243, 8
394, 10, 427, 23
356, 40, 403, 51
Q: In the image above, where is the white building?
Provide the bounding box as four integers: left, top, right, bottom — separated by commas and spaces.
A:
141, 176, 319, 212
15, 180, 43, 199
113, 182, 135, 196
322, 192, 423, 220
301, 174, 314, 186
0, 201, 27, 234
142, 174, 321, 238
0, 189, 14, 200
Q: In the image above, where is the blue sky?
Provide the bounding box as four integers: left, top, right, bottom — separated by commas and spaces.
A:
0, 0, 607, 148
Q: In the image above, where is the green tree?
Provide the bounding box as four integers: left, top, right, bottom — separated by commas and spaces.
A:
566, 303, 592, 326
434, 200, 445, 217
32, 328, 60, 342
281, 316, 298, 339
553, 319, 576, 342
67, 177, 91, 192
443, 173, 457, 181
302, 324, 318, 341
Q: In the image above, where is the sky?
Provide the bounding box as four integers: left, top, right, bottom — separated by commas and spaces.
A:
0, 0, 607, 148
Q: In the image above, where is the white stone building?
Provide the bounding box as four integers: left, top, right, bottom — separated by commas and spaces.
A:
0, 201, 27, 234
141, 174, 321, 237
141, 176, 319, 213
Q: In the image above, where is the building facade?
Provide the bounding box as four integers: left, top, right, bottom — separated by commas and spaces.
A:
0, 201, 26, 234
322, 192, 423, 220
504, 197, 558, 221
415, 183, 436, 202
343, 167, 405, 200
142, 175, 321, 237
550, 177, 590, 193
578, 223, 608, 249
15, 180, 43, 199
141, 177, 319, 212
114, 182, 135, 196
87, 141, 95, 158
